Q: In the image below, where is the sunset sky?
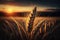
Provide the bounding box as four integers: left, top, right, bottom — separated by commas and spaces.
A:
0, 4, 56, 12
0, 0, 60, 8
0, 0, 59, 13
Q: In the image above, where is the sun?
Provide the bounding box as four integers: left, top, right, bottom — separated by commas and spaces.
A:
6, 7, 13, 14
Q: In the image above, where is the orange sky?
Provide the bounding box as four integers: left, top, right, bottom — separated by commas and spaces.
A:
0, 4, 56, 13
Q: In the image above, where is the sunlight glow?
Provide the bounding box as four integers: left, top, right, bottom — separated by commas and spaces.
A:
5, 7, 14, 14
0, 4, 56, 13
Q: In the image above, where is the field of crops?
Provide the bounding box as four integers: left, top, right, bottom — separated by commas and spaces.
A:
0, 17, 60, 40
